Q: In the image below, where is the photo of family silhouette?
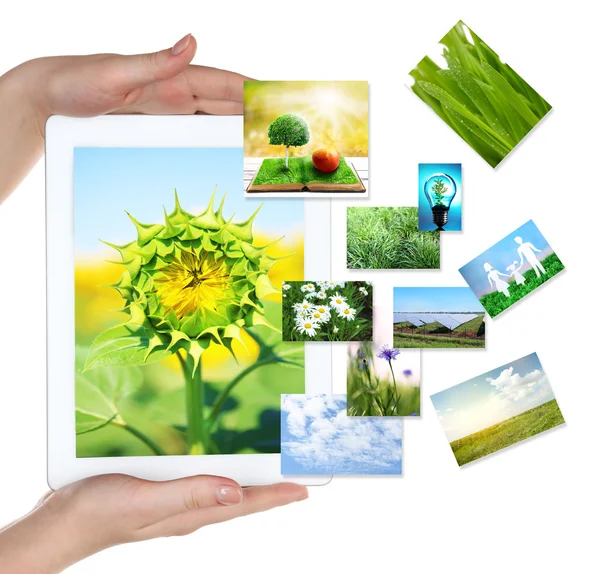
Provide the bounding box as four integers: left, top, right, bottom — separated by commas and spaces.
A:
459, 220, 565, 318
484, 236, 546, 298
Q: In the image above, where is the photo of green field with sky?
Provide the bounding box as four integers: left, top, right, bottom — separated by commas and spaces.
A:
431, 352, 564, 466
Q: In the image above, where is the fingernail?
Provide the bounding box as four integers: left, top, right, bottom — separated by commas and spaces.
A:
172, 34, 191, 56
216, 485, 243, 506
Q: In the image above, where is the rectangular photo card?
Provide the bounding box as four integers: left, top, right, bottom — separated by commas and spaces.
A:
431, 353, 565, 467
281, 281, 373, 342
281, 394, 402, 475
347, 306, 421, 417
347, 207, 440, 270
74, 147, 305, 458
393, 287, 485, 349
244, 81, 368, 196
459, 219, 565, 318
408, 20, 552, 168
418, 163, 462, 232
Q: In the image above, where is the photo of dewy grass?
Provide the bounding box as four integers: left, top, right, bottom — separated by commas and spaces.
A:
459, 219, 564, 318
281, 281, 373, 342
393, 287, 485, 349
244, 81, 368, 194
431, 353, 564, 466
347, 207, 440, 270
408, 20, 551, 168
74, 147, 305, 458
347, 343, 420, 417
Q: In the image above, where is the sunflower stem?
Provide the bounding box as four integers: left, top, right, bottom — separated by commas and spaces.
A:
177, 351, 207, 455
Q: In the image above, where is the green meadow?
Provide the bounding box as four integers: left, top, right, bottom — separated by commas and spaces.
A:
450, 399, 565, 466
253, 156, 358, 185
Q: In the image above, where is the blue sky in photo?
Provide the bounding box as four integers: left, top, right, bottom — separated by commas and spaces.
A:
431, 353, 558, 442
281, 394, 402, 475
393, 287, 484, 313
459, 220, 555, 298
418, 163, 462, 231
73, 147, 303, 255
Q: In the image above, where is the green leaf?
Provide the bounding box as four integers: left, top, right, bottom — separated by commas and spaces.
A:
75, 346, 143, 435
480, 61, 540, 127
83, 316, 171, 371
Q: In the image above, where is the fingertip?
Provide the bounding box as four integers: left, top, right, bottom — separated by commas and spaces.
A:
275, 482, 309, 502
171, 33, 195, 57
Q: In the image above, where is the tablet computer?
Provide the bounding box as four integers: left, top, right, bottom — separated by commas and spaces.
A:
46, 115, 332, 489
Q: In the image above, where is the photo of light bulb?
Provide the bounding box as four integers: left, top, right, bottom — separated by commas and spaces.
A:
424, 173, 457, 230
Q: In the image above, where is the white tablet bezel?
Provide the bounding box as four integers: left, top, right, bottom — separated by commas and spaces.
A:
46, 115, 332, 489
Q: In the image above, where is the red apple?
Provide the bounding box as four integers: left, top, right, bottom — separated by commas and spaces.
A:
312, 148, 340, 173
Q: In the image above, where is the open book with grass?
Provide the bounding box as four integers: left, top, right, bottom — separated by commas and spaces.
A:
247, 156, 366, 193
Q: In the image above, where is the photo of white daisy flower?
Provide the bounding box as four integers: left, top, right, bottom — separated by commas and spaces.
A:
282, 281, 373, 342
296, 320, 320, 337
330, 293, 347, 310
340, 307, 357, 321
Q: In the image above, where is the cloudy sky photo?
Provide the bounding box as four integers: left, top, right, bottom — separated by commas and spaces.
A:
431, 353, 556, 442
281, 395, 402, 475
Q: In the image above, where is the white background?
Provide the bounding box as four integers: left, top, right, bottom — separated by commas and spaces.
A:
0, 1, 596, 572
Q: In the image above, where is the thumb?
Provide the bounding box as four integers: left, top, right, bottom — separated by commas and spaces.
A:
108, 33, 196, 90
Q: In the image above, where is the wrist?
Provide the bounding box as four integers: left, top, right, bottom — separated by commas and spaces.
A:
0, 492, 105, 573
0, 59, 52, 137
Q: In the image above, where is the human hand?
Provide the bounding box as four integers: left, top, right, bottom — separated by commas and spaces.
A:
0, 34, 249, 201
0, 473, 308, 573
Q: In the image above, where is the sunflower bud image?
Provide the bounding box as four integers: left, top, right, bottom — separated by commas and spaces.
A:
80, 187, 301, 455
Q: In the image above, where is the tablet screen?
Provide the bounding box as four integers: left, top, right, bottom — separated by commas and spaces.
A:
73, 147, 305, 457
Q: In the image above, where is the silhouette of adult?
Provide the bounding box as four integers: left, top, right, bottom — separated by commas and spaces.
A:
484, 262, 510, 297
515, 236, 546, 278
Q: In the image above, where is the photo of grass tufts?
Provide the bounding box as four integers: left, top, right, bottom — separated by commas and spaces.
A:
347, 207, 440, 270
409, 20, 551, 167
394, 315, 485, 348
347, 343, 420, 416
253, 156, 358, 186
480, 253, 564, 318
451, 399, 564, 466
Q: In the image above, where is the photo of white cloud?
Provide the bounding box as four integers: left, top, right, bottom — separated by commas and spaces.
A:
281, 394, 402, 475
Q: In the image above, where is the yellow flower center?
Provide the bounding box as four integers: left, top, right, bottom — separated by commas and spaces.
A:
304, 323, 312, 329
155, 248, 231, 319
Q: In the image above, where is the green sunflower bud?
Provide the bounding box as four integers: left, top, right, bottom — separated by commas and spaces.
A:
83, 188, 282, 374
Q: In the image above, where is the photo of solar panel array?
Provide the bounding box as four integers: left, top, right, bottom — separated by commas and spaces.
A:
393, 312, 486, 348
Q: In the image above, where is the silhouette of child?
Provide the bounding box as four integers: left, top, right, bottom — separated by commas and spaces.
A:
506, 261, 526, 285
